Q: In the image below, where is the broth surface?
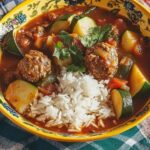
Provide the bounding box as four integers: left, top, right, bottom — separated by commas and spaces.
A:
0, 6, 150, 134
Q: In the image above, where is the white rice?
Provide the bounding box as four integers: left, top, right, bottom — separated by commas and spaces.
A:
28, 68, 115, 132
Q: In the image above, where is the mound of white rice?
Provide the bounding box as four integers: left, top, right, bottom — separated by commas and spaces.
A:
28, 69, 115, 132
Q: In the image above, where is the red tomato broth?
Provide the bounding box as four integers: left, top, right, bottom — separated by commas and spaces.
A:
0, 6, 150, 134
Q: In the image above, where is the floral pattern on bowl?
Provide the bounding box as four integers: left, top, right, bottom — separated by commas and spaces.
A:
0, 0, 150, 142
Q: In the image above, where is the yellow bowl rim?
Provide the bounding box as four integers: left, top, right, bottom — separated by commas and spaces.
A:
0, 0, 150, 142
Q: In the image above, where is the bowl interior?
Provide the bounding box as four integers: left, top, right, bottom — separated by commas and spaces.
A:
0, 0, 150, 142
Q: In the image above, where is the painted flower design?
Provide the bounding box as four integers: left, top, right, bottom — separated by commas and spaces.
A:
135, 10, 142, 18
127, 12, 140, 24
14, 12, 27, 24
128, 11, 142, 24
0, 100, 19, 118
64, 0, 84, 5
124, 1, 135, 10
124, 1, 143, 24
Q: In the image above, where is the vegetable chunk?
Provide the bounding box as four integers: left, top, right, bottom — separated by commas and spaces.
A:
121, 30, 139, 52
2, 31, 23, 56
73, 17, 96, 36
50, 20, 70, 34
117, 56, 134, 78
5, 80, 38, 114
111, 89, 133, 119
130, 64, 150, 97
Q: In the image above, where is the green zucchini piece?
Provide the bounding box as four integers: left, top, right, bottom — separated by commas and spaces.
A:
117, 56, 134, 78
5, 80, 38, 114
68, 14, 77, 24
50, 20, 70, 34
130, 64, 150, 97
111, 89, 133, 119
72, 16, 96, 36
70, 15, 84, 32
58, 14, 72, 21
2, 30, 23, 56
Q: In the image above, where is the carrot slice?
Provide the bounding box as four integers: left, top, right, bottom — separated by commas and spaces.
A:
109, 78, 128, 89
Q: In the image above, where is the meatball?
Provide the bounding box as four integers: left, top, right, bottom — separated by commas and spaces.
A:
17, 50, 51, 83
85, 42, 118, 80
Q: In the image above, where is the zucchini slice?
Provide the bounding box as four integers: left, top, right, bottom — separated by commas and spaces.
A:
50, 20, 70, 34
5, 80, 38, 114
130, 64, 150, 97
2, 30, 23, 56
70, 15, 83, 32
117, 56, 134, 78
68, 14, 77, 24
111, 89, 133, 119
72, 16, 96, 36
58, 14, 72, 21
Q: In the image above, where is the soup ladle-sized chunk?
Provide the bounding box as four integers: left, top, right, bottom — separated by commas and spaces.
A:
17, 50, 52, 83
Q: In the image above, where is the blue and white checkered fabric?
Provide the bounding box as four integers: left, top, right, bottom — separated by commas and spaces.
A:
0, 1, 150, 150
0, 0, 23, 18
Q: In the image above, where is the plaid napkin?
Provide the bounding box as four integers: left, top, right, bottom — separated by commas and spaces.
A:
0, 1, 150, 150
0, 114, 150, 150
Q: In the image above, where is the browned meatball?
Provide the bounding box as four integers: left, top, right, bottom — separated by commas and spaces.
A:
85, 42, 118, 80
17, 50, 51, 83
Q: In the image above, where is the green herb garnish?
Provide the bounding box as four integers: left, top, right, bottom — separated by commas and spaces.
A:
53, 41, 70, 59
68, 45, 84, 65
53, 32, 86, 73
80, 24, 112, 48
67, 64, 86, 73
59, 31, 73, 46
67, 45, 85, 72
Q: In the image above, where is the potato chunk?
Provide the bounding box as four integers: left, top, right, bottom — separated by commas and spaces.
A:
121, 30, 139, 52
73, 17, 96, 36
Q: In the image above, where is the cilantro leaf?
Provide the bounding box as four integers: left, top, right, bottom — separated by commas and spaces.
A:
53, 41, 63, 59
67, 64, 86, 73
98, 24, 112, 42
80, 26, 101, 48
53, 32, 85, 73
53, 41, 70, 59
108, 31, 119, 41
68, 45, 84, 66
59, 31, 73, 46
80, 24, 112, 48
61, 48, 71, 59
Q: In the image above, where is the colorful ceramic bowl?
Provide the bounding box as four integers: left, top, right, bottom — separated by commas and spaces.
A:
0, 0, 150, 142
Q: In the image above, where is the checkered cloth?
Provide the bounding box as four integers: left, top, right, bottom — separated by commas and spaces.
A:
0, 0, 23, 18
0, 114, 150, 150
0, 1, 150, 150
